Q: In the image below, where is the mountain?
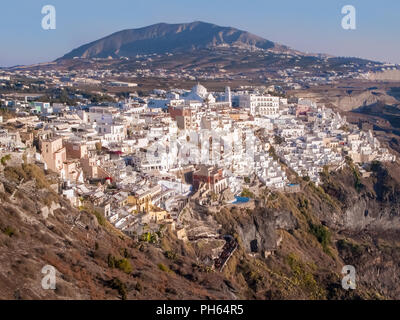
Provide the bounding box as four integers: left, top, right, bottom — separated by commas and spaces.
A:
59, 21, 289, 60
54, 21, 384, 79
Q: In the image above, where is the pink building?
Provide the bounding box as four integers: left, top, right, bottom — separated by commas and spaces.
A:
41, 137, 66, 173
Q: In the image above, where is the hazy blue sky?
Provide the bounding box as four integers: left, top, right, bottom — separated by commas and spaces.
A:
1, 0, 399, 66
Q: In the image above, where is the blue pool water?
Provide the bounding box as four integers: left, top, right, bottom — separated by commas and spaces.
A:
233, 196, 250, 204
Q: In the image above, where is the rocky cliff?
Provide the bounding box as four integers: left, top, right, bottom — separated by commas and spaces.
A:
1, 159, 400, 299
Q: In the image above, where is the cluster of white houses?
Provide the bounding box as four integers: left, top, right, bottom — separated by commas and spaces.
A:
0, 84, 396, 238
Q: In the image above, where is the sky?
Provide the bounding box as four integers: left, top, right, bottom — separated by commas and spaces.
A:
0, 0, 399, 67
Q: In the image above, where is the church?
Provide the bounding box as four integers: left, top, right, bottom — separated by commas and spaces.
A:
184, 83, 216, 103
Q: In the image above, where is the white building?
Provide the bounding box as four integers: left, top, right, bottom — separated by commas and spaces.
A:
238, 94, 280, 116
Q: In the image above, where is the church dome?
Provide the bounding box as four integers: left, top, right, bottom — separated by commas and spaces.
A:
191, 83, 208, 98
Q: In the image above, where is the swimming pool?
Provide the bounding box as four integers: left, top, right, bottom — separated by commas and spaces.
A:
232, 196, 250, 204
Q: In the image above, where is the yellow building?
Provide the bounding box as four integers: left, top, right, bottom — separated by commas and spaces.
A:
128, 185, 162, 214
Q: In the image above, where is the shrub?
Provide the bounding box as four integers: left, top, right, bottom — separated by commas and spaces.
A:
3, 226, 16, 237
115, 258, 133, 274
309, 223, 331, 253
157, 263, 170, 272
268, 146, 279, 161
135, 281, 142, 292
352, 167, 364, 192
107, 254, 132, 274
93, 210, 106, 226
0, 154, 11, 166
4, 166, 27, 182
110, 277, 127, 300
241, 188, 254, 198
140, 232, 157, 243
286, 253, 324, 299
22, 164, 52, 189
337, 239, 362, 256
83, 206, 106, 226
107, 254, 116, 268
4, 164, 54, 190
164, 251, 177, 260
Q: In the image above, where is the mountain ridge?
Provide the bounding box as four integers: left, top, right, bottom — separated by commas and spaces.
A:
58, 21, 293, 60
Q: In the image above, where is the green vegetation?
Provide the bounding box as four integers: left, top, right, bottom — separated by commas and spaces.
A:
211, 192, 219, 201
320, 165, 330, 180
95, 142, 102, 154
3, 226, 16, 237
115, 258, 133, 274
140, 231, 158, 243
110, 277, 127, 300
83, 91, 115, 104
344, 157, 367, 192
352, 166, 364, 192
164, 251, 177, 260
308, 182, 338, 210
107, 254, 116, 268
267, 192, 279, 201
286, 253, 325, 299
4, 163, 55, 190
40, 88, 77, 105
297, 197, 309, 211
268, 146, 279, 161
240, 188, 254, 198
80, 204, 107, 227
93, 210, 106, 226
0, 154, 11, 166
337, 239, 363, 256
107, 254, 133, 274
309, 222, 331, 253
157, 263, 171, 273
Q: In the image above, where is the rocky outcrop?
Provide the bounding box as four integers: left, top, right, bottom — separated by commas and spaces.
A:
292, 86, 400, 112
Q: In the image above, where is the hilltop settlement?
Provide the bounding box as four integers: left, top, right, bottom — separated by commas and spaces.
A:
0, 81, 395, 254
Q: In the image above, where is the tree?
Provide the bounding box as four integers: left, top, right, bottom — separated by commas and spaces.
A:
115, 258, 133, 274
1, 154, 11, 166
95, 142, 102, 154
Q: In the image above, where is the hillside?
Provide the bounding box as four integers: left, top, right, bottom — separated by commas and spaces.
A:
0, 163, 232, 299
1, 157, 400, 299
54, 21, 383, 79
59, 21, 286, 60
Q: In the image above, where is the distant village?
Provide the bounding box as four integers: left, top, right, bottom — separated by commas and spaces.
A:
0, 49, 397, 92
0, 82, 396, 242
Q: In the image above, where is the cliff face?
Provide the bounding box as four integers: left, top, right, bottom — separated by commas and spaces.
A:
319, 162, 400, 231
202, 160, 400, 299
1, 160, 400, 300
293, 89, 399, 112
